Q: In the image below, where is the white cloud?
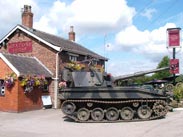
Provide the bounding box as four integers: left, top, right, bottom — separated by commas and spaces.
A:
68, 0, 135, 31
115, 23, 177, 55
141, 8, 157, 20
107, 59, 158, 76
34, 0, 136, 35
115, 25, 150, 47
34, 0, 71, 35
0, 0, 38, 37
34, 16, 58, 34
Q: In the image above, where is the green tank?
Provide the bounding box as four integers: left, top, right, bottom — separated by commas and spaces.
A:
59, 61, 170, 122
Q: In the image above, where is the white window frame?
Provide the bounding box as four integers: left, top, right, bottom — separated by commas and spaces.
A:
68, 53, 78, 62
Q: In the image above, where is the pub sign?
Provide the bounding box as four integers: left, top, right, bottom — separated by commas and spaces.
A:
167, 28, 181, 48
8, 41, 32, 54
169, 59, 179, 74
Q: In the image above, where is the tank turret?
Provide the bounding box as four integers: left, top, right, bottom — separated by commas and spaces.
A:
61, 61, 113, 88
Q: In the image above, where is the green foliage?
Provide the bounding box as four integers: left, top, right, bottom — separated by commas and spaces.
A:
133, 76, 152, 85
175, 75, 183, 83
173, 83, 183, 102
152, 56, 171, 80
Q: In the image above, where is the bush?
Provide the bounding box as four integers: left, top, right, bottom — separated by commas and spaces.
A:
173, 83, 183, 102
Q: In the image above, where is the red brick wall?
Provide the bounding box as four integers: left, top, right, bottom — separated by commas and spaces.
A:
0, 59, 19, 112
0, 53, 43, 112
17, 86, 43, 112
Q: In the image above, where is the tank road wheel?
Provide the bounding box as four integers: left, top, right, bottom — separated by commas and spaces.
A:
137, 105, 152, 120
105, 107, 119, 121
153, 101, 168, 117
91, 108, 104, 121
61, 101, 76, 115
120, 107, 134, 120
77, 108, 90, 121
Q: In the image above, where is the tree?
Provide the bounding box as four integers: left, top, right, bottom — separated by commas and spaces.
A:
152, 56, 171, 80
133, 76, 152, 85
173, 83, 183, 102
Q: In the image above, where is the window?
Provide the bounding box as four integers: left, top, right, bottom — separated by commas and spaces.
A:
69, 55, 77, 62
68, 52, 78, 62
0, 79, 5, 96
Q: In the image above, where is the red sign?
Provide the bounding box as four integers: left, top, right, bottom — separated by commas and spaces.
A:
170, 59, 179, 74
8, 41, 32, 53
167, 28, 181, 48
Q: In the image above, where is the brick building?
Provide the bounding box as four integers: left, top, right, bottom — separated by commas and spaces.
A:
0, 5, 107, 112
0, 53, 52, 112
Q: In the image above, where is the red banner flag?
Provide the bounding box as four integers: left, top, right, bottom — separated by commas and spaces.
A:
170, 59, 179, 74
167, 28, 181, 48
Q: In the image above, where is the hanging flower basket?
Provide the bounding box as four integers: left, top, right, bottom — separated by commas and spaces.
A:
4, 73, 17, 88
20, 75, 48, 93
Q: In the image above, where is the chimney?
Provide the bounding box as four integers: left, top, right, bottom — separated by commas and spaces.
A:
21, 5, 33, 28
68, 26, 75, 41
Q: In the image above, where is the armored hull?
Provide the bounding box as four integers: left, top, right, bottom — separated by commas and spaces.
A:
60, 86, 169, 122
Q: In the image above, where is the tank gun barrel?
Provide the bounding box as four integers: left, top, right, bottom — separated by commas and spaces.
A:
114, 67, 169, 82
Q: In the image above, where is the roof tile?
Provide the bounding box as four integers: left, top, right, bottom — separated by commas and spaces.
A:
2, 53, 53, 77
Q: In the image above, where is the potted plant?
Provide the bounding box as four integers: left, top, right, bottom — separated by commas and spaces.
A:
4, 73, 17, 88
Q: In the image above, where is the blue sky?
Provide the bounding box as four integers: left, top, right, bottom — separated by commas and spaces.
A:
0, 0, 183, 76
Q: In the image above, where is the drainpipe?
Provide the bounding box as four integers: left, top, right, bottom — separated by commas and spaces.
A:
54, 48, 62, 109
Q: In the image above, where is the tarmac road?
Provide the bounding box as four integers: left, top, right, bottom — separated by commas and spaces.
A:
0, 109, 183, 137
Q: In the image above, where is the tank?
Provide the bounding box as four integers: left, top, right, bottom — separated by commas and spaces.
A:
59, 61, 171, 122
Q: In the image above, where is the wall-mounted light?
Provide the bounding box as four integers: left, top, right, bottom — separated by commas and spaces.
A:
2, 41, 7, 49
16, 29, 21, 37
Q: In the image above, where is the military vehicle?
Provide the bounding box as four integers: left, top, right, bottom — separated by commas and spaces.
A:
59, 61, 170, 122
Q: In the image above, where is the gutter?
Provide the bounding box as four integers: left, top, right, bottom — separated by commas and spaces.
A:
53, 48, 62, 109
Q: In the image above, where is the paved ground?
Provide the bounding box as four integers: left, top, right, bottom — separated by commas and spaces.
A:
0, 109, 183, 137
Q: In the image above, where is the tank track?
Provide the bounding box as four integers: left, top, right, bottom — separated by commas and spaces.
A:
62, 99, 169, 123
